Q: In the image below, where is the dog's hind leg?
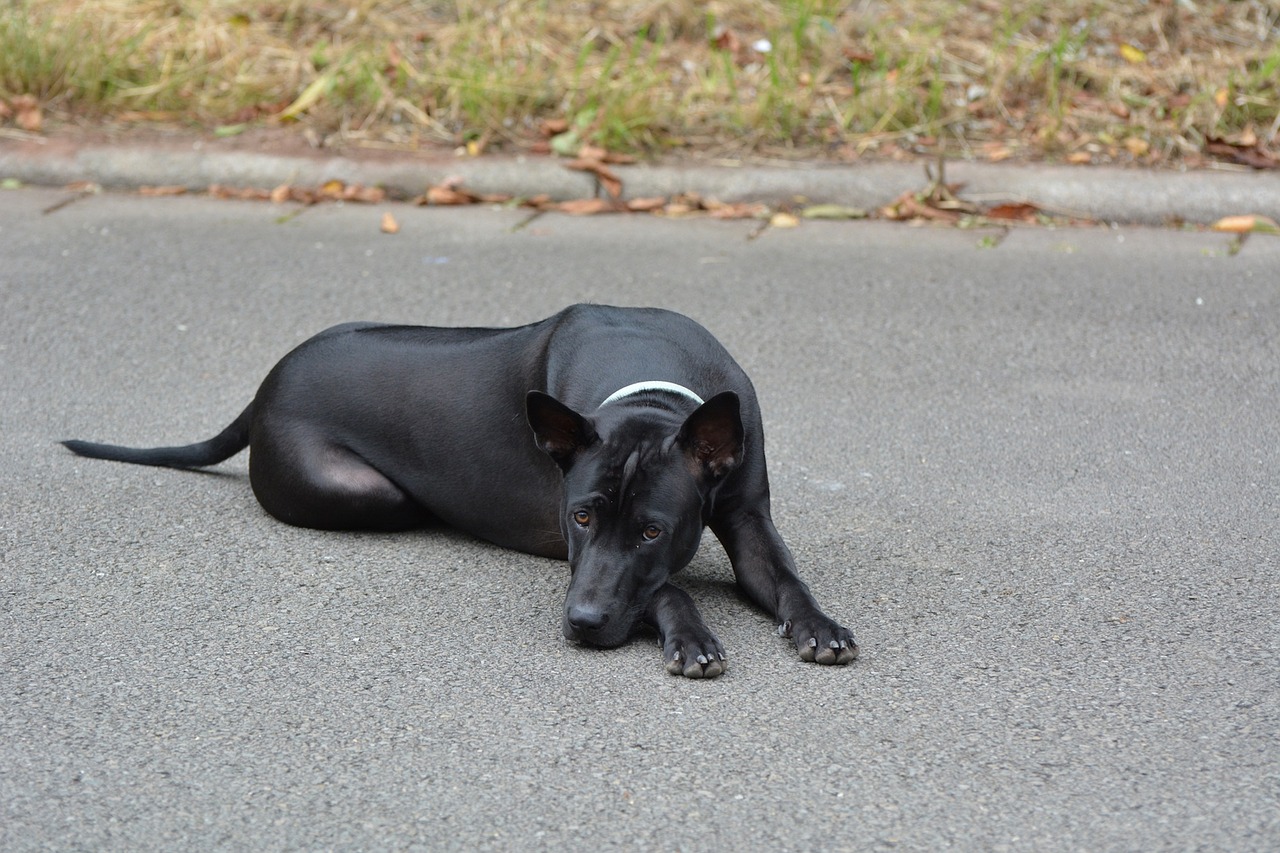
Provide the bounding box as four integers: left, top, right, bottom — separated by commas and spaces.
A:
249, 433, 429, 532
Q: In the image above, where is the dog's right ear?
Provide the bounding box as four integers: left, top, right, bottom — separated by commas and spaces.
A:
526, 392, 598, 470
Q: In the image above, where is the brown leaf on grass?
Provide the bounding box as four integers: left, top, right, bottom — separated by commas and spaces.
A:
138, 185, 188, 197
380, 212, 400, 234
540, 118, 569, 137
576, 144, 637, 165
985, 202, 1041, 222
12, 94, 42, 132
556, 198, 620, 215
1204, 137, 1280, 170
1124, 137, 1150, 157
982, 142, 1014, 162
565, 158, 623, 199
0, 99, 12, 120
117, 109, 184, 122
713, 27, 741, 55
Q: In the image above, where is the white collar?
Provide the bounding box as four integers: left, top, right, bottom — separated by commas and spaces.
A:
598, 380, 705, 409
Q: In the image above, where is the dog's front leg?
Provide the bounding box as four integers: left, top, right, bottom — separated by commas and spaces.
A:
712, 511, 859, 665
644, 583, 726, 679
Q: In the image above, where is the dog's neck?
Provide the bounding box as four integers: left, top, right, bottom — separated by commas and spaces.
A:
598, 381, 704, 409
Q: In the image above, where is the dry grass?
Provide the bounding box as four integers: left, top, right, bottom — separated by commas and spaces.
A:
1, 0, 1277, 165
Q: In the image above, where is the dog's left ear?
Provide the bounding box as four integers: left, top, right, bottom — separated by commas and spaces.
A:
527, 391, 598, 470
677, 391, 744, 480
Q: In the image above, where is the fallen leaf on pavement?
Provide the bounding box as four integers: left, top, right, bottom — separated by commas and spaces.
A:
380, 212, 400, 233
565, 157, 623, 199
625, 197, 667, 212
208, 184, 270, 201
801, 204, 868, 220
342, 184, 387, 203
708, 201, 768, 220
985, 202, 1041, 221
422, 184, 480, 205
662, 201, 699, 216
1211, 214, 1280, 234
769, 211, 800, 228
556, 198, 619, 215
880, 190, 960, 222
138, 185, 188, 197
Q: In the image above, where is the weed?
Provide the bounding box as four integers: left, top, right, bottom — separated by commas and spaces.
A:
1, 0, 1275, 164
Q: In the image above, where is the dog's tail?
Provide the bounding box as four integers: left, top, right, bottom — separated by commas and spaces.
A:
62, 403, 253, 469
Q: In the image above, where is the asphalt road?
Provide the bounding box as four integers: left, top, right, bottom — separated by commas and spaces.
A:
2, 188, 1277, 851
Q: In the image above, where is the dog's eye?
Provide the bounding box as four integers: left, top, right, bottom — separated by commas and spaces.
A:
642, 525, 662, 541
572, 509, 591, 527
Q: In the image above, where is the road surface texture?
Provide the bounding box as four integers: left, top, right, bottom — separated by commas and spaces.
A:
2, 188, 1277, 850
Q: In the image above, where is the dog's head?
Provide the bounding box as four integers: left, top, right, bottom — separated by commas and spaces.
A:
526, 390, 743, 647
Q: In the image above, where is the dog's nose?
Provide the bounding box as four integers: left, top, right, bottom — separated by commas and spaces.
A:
567, 605, 609, 633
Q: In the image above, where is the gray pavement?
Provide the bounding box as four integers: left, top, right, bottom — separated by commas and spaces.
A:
2, 136, 1280, 226
1, 187, 1278, 851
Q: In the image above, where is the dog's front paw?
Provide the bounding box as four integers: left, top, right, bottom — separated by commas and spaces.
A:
778, 613, 859, 665
661, 631, 727, 679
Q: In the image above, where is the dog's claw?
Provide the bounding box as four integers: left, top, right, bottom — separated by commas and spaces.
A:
665, 650, 684, 676
785, 613, 859, 666
683, 655, 724, 679
663, 633, 726, 679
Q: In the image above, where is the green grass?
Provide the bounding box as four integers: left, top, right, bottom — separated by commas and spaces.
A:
1, 0, 1276, 165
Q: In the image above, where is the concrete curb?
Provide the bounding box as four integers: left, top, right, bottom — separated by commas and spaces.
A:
2, 138, 1278, 226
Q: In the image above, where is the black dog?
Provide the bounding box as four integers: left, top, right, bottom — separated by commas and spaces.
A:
64, 305, 857, 677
